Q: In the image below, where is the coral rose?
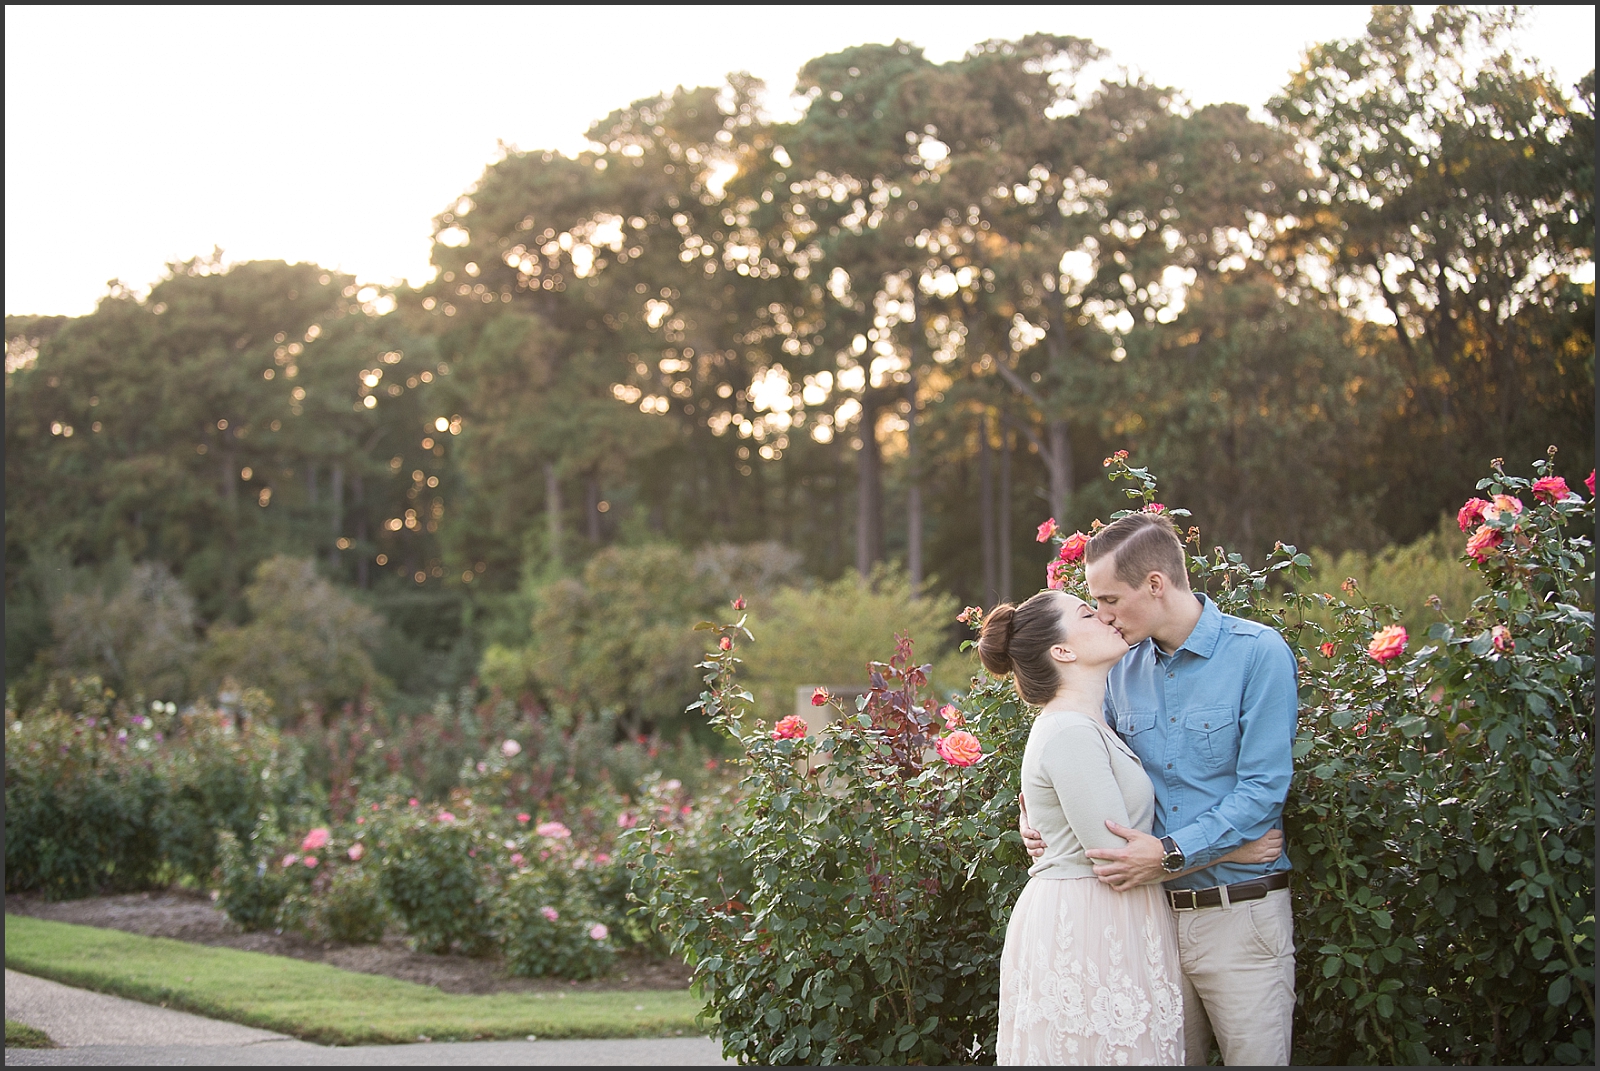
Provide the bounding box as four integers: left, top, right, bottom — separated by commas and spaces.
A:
1465, 524, 1502, 563
1483, 494, 1523, 522
1457, 498, 1491, 531
1035, 518, 1058, 543
771, 714, 808, 740
1366, 625, 1407, 664
1318, 642, 1336, 659
1046, 560, 1070, 590
301, 827, 330, 851
535, 821, 572, 839
303, 855, 318, 868
934, 730, 983, 766
1531, 476, 1573, 504
1057, 531, 1090, 564
516, 812, 531, 824
1491, 625, 1514, 653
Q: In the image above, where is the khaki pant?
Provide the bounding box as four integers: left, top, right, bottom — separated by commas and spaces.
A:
1175, 887, 1295, 1066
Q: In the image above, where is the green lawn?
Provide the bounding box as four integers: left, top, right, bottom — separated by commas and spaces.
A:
6, 1018, 55, 1048
4, 915, 705, 1046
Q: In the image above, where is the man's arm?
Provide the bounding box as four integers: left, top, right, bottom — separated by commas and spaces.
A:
1164, 634, 1297, 868
1086, 633, 1297, 888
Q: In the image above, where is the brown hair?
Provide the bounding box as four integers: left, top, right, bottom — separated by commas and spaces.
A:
977, 591, 1068, 706
1085, 512, 1189, 590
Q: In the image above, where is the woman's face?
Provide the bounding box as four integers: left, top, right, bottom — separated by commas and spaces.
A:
1056, 592, 1131, 667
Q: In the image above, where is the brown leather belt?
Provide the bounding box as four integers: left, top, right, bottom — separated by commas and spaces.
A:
1168, 871, 1289, 911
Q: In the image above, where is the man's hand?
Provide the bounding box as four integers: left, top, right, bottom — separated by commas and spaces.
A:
1084, 821, 1165, 891
1018, 793, 1046, 859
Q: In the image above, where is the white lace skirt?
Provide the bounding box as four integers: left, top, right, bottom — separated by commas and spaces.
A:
997, 875, 1185, 1066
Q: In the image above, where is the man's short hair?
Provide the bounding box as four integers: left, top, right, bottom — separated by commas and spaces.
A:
1085, 512, 1189, 590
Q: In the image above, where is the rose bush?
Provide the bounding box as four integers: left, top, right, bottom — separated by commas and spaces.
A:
633, 451, 1591, 1066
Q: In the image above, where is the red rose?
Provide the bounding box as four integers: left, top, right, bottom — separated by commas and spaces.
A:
1531, 476, 1572, 504
1457, 498, 1491, 532
1057, 531, 1090, 563
810, 687, 830, 707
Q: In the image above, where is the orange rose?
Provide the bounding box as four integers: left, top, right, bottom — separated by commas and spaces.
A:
1465, 524, 1503, 563
771, 715, 807, 740
1366, 625, 1407, 664
934, 730, 983, 766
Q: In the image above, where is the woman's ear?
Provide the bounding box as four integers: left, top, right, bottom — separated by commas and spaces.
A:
1050, 643, 1076, 664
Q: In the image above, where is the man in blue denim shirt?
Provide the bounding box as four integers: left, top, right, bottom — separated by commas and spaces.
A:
1021, 513, 1297, 1065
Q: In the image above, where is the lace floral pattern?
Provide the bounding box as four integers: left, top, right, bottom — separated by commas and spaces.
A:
998, 877, 1184, 1065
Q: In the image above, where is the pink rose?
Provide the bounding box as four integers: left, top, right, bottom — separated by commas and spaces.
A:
956, 605, 982, 625
588, 923, 609, 941
595, 852, 610, 865
303, 855, 319, 868
408, 798, 419, 808
1465, 524, 1503, 563
1531, 476, 1573, 504
535, 821, 571, 839
934, 730, 983, 766
1142, 502, 1166, 513
719, 636, 733, 651
436, 811, 456, 823
732, 595, 746, 610
1457, 498, 1491, 531
771, 715, 808, 740
1035, 518, 1058, 543
1587, 470, 1595, 496
510, 852, 524, 866
540, 906, 559, 922
1045, 560, 1071, 590
1366, 625, 1407, 664
347, 843, 364, 862
617, 812, 637, 829
1057, 531, 1090, 564
939, 704, 964, 729
1491, 625, 1514, 653
811, 687, 830, 707
501, 739, 522, 758
301, 827, 329, 851
516, 812, 531, 824
281, 853, 298, 868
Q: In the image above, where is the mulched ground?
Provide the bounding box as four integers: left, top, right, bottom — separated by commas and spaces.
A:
4, 890, 692, 995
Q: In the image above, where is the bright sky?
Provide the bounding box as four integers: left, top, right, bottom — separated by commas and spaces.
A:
5, 5, 1594, 317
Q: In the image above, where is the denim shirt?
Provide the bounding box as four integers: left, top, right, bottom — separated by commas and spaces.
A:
1104, 594, 1297, 891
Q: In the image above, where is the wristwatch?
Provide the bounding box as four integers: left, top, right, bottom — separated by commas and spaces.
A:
1160, 836, 1185, 873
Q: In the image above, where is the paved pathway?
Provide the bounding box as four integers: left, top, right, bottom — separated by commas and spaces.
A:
4, 970, 730, 1066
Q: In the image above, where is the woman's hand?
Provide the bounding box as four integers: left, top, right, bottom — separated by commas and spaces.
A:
1226, 828, 1284, 865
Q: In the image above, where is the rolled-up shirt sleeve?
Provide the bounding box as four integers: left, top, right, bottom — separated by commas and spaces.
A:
1165, 633, 1298, 867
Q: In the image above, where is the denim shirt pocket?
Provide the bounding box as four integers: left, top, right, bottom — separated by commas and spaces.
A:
1183, 706, 1238, 773
1116, 711, 1157, 738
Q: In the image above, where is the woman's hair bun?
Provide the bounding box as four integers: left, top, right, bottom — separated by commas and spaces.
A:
977, 603, 1017, 677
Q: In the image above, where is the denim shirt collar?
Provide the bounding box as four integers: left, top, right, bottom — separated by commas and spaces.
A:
1172, 593, 1222, 660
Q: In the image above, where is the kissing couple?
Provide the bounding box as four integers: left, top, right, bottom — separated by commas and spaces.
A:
981, 512, 1297, 1065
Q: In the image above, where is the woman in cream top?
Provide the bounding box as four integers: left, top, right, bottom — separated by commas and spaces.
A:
1020, 708, 1154, 881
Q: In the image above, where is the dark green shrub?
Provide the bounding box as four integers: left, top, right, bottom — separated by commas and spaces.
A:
215, 829, 299, 932
371, 806, 494, 954
497, 869, 615, 979
314, 867, 388, 944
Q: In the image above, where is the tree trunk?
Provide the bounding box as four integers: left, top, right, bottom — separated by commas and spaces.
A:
905, 374, 923, 593
979, 412, 996, 605
353, 473, 368, 589
1047, 419, 1072, 524
328, 463, 344, 572
856, 401, 882, 577
544, 462, 562, 566
585, 472, 602, 543
999, 426, 1013, 602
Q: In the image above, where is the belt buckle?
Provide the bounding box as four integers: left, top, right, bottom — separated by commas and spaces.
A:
1171, 889, 1199, 912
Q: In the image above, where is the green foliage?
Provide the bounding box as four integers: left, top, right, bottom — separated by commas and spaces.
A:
200, 555, 387, 722
739, 566, 968, 719
496, 869, 615, 980
5, 1019, 54, 1049
369, 806, 495, 955
3, 683, 300, 899
215, 829, 299, 932
628, 624, 1031, 1065
47, 560, 199, 702
1302, 515, 1488, 627
312, 867, 389, 945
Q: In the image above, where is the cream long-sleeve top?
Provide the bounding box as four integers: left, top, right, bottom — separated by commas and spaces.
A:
1021, 709, 1157, 879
